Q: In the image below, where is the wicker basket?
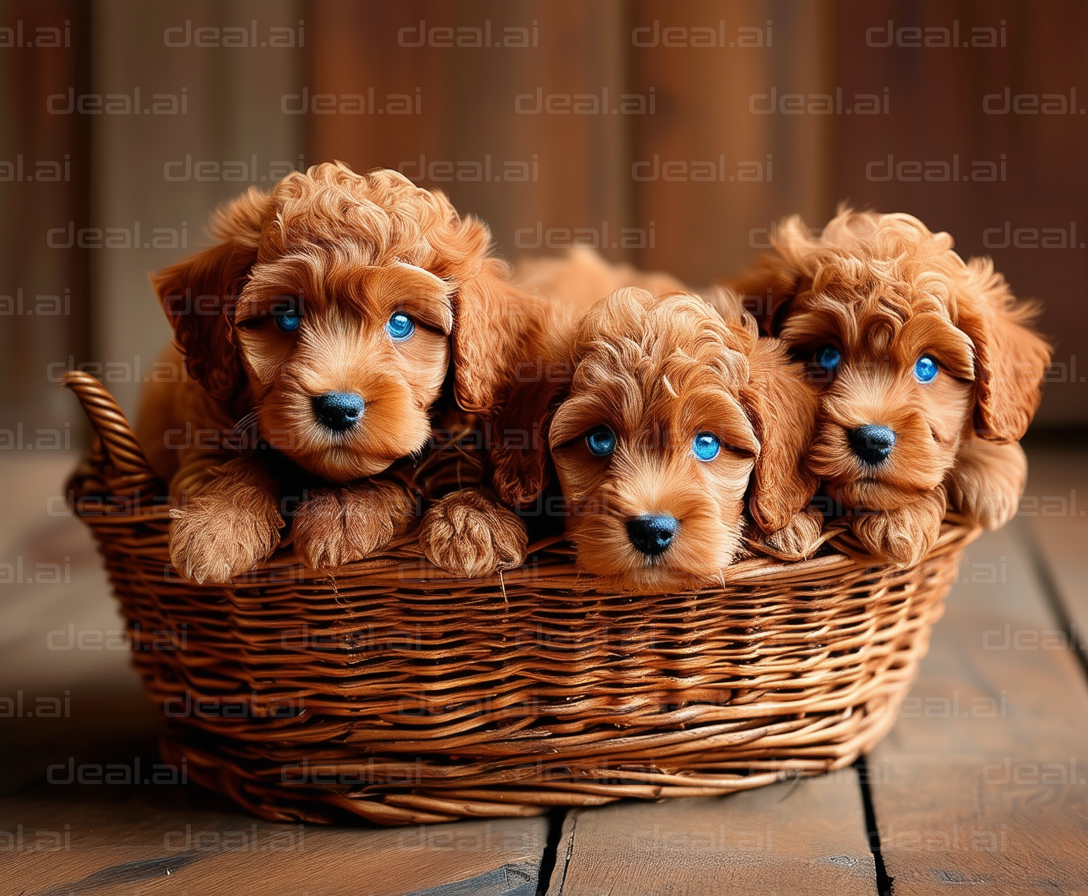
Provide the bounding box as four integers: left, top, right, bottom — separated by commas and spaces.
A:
63, 371, 978, 825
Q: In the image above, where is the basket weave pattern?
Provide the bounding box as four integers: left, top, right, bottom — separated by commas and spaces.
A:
64, 372, 977, 825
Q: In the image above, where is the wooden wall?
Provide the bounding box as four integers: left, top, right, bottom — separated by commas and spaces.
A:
3, 0, 1085, 429
1, 0, 91, 437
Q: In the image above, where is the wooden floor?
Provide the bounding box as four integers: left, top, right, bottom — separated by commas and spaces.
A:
2, 445, 1086, 896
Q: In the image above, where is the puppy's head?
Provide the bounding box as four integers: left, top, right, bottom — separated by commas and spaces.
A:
151, 163, 522, 482
492, 288, 816, 590
735, 208, 1050, 511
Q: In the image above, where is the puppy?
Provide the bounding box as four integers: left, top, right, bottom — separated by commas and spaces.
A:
728, 207, 1051, 565
513, 246, 686, 313
417, 248, 685, 578
137, 163, 528, 583
487, 287, 820, 591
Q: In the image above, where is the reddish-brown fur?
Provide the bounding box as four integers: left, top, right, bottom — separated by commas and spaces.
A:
137, 162, 532, 582
728, 207, 1051, 565
488, 287, 819, 591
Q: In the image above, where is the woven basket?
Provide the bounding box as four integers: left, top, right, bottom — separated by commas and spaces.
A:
63, 371, 978, 825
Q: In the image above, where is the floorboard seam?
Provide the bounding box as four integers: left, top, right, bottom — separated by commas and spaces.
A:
855, 755, 894, 896
536, 806, 568, 895
1017, 517, 1088, 686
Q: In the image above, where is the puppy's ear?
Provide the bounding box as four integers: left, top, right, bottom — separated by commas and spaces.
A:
451, 258, 534, 414
488, 337, 571, 507
150, 187, 273, 402
741, 336, 821, 533
957, 259, 1052, 443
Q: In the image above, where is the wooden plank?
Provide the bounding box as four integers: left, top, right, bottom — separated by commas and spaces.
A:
2, 786, 547, 896
630, 0, 834, 283
867, 522, 1088, 894
547, 773, 876, 896
1021, 445, 1088, 650
0, 0, 92, 437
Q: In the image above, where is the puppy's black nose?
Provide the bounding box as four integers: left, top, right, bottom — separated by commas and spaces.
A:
627, 515, 679, 556
313, 392, 365, 433
849, 425, 895, 465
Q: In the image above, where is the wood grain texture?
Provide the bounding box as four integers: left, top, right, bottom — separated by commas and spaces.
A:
630, 0, 834, 282
3, 786, 547, 896
0, 0, 91, 436
546, 773, 876, 896
867, 521, 1088, 894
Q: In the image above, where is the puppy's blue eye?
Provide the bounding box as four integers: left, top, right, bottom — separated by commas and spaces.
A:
272, 303, 301, 333
814, 345, 841, 373
692, 432, 721, 462
387, 312, 415, 342
914, 355, 939, 383
586, 426, 616, 457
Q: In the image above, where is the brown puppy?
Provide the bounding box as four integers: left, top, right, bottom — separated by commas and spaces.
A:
487, 287, 819, 591
137, 162, 528, 583
729, 207, 1051, 565
417, 247, 685, 578
514, 246, 686, 313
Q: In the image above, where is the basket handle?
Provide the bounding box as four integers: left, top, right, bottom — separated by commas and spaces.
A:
62, 370, 157, 482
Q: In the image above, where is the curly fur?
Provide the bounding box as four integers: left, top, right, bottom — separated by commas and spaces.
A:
488, 287, 819, 591
137, 162, 534, 582
728, 206, 1051, 565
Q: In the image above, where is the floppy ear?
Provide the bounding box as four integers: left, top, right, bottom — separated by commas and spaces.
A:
957, 259, 1052, 443
150, 187, 273, 402
487, 342, 572, 508
741, 336, 821, 533
451, 257, 538, 415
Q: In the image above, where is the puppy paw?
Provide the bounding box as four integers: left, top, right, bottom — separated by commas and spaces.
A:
851, 493, 945, 567
947, 441, 1027, 530
293, 482, 415, 570
758, 505, 825, 560
169, 493, 284, 584
419, 488, 528, 578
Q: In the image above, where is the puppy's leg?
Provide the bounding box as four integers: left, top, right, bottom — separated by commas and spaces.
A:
419, 488, 528, 578
169, 457, 284, 584
292, 479, 416, 570
756, 504, 825, 560
852, 488, 947, 567
946, 437, 1027, 530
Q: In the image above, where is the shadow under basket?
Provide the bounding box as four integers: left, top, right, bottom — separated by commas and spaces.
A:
64, 371, 978, 826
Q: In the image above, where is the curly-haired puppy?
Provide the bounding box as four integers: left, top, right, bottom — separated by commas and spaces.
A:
487, 287, 820, 591
729, 207, 1051, 565
137, 163, 528, 583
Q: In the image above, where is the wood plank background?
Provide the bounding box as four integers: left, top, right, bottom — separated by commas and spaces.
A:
4, 0, 1083, 425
